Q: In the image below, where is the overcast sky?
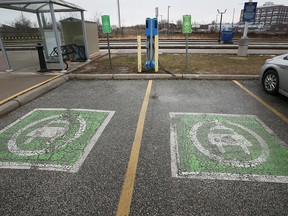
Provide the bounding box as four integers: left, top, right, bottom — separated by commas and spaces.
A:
0, 0, 287, 26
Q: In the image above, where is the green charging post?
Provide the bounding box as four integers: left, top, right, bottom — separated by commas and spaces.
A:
182, 15, 192, 73
101, 15, 112, 69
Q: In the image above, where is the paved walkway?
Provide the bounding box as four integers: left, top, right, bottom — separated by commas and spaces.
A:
0, 72, 59, 101
0, 50, 96, 107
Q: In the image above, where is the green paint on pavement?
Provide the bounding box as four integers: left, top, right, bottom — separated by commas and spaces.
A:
170, 113, 288, 183
0, 109, 115, 173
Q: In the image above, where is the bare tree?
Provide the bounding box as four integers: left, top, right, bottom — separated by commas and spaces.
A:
92, 12, 102, 28
176, 19, 182, 30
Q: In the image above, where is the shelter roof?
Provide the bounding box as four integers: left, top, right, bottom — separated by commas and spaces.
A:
0, 0, 85, 13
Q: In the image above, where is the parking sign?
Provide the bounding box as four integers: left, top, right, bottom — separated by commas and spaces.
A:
101, 15, 112, 34
242, 2, 258, 22
182, 15, 192, 34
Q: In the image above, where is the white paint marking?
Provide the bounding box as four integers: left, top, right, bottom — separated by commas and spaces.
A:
208, 122, 252, 154
8, 114, 86, 156
70, 110, 115, 173
0, 108, 115, 173
170, 112, 288, 184
179, 172, 288, 184
190, 120, 269, 168
25, 119, 70, 145
170, 113, 181, 178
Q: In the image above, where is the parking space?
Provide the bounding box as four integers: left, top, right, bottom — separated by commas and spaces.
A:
131, 80, 288, 215
0, 80, 287, 215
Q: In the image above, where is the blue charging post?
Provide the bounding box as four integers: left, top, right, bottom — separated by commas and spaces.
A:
145, 18, 158, 70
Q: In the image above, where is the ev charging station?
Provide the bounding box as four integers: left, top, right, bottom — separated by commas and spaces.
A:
145, 18, 158, 70
137, 17, 159, 73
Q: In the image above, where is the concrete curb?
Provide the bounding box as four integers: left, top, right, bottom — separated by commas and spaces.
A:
71, 73, 259, 80
0, 73, 260, 117
69, 74, 114, 80
0, 100, 20, 117
183, 74, 259, 80
113, 74, 180, 80
15, 76, 68, 106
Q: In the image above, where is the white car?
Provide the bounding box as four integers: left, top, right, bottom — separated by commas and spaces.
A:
260, 53, 288, 97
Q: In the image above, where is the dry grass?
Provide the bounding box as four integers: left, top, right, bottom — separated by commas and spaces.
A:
75, 54, 271, 75
160, 54, 269, 74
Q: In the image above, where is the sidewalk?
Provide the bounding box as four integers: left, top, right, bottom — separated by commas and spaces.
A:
0, 72, 59, 101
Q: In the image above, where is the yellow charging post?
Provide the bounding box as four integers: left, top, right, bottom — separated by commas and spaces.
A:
155, 35, 159, 72
137, 35, 142, 72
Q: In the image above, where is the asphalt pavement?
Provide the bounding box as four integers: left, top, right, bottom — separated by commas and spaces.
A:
0, 44, 288, 215
0, 79, 287, 215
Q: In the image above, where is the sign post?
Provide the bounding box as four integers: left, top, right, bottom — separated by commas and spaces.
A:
238, 1, 257, 56
101, 15, 112, 69
182, 15, 192, 73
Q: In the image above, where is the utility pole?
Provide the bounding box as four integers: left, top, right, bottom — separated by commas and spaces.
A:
117, 0, 121, 28
232, 8, 235, 27
217, 9, 227, 43
215, 14, 219, 31
167, 5, 171, 30
155, 7, 159, 18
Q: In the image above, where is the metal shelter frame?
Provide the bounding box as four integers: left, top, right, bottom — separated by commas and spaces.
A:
0, 0, 90, 72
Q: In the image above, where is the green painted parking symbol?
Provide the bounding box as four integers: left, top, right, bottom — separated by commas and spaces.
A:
0, 109, 114, 173
170, 113, 288, 183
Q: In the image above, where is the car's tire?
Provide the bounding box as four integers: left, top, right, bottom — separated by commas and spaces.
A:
262, 69, 279, 94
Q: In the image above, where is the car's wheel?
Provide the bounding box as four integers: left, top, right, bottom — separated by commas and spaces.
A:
262, 69, 279, 94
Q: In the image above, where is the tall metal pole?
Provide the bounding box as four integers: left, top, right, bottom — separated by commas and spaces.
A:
167, 5, 171, 29
185, 33, 188, 73
81, 11, 90, 61
217, 9, 227, 43
117, 0, 121, 28
49, 3, 66, 72
0, 35, 13, 72
215, 14, 219, 31
36, 13, 49, 59
232, 8, 235, 27
155, 7, 159, 18
107, 33, 112, 69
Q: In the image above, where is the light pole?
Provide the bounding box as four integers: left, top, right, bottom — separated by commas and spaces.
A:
167, 5, 171, 29
155, 7, 159, 18
217, 9, 227, 43
117, 0, 121, 28
215, 14, 219, 31
232, 8, 235, 27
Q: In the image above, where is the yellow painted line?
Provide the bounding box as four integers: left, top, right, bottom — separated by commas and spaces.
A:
0, 75, 62, 106
233, 80, 288, 124
116, 80, 153, 216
